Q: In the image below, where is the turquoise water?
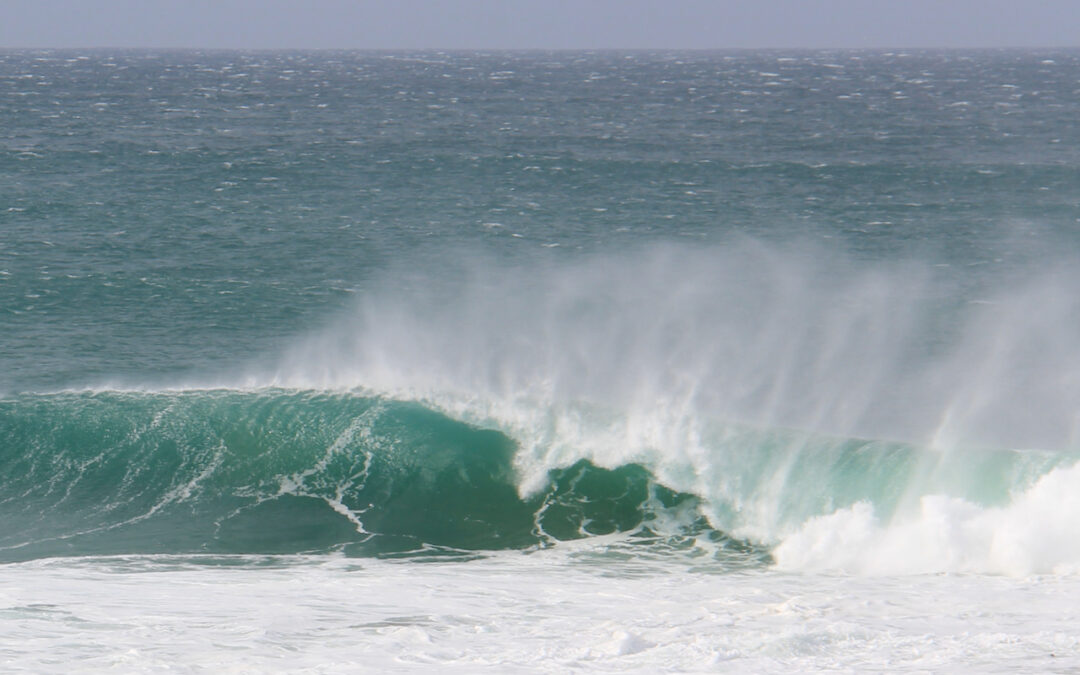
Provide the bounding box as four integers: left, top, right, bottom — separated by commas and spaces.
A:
3, 49, 1080, 567
0, 390, 739, 561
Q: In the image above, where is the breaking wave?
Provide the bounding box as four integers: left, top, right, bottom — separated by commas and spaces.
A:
6, 241, 1080, 574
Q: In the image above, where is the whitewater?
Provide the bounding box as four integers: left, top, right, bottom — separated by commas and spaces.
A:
3, 49, 1080, 671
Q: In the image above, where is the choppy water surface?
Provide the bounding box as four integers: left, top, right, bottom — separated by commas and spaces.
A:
2, 49, 1080, 671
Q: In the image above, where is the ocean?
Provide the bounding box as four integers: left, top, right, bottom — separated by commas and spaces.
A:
3, 48, 1080, 671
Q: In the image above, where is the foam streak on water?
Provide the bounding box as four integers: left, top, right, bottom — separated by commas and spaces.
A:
1, 554, 1078, 672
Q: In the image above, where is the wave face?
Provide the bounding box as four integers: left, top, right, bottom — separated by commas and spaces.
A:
2, 385, 1074, 574
0, 390, 753, 563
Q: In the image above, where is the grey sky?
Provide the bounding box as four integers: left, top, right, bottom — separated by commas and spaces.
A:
2, 0, 1078, 50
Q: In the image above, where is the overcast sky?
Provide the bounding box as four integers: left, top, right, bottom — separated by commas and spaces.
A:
2, 0, 1078, 50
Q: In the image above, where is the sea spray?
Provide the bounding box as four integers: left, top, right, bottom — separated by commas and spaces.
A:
265, 240, 1080, 451
253, 240, 1080, 572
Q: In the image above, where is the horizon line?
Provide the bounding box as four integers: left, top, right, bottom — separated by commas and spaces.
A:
3, 45, 1080, 52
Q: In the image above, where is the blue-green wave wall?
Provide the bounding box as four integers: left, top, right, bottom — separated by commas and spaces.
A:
0, 390, 730, 561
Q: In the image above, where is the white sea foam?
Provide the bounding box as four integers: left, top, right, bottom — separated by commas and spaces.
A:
1, 553, 1078, 672
775, 460, 1080, 575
